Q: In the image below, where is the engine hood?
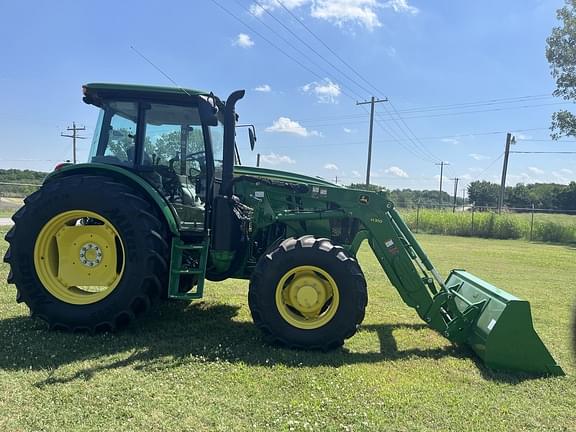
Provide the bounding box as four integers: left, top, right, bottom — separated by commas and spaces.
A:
233, 166, 338, 188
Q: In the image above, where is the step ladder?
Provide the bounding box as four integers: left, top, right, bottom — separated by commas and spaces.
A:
167, 236, 209, 300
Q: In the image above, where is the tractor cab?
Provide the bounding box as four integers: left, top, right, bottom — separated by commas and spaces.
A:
83, 83, 228, 231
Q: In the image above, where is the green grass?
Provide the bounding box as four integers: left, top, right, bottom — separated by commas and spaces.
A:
0, 229, 574, 431
400, 208, 576, 244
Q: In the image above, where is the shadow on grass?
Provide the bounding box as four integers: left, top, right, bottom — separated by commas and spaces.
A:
0, 301, 540, 386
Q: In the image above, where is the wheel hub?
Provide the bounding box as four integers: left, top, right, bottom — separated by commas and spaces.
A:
295, 284, 319, 309
275, 266, 340, 330
79, 242, 103, 268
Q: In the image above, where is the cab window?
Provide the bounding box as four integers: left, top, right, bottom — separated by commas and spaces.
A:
89, 101, 138, 165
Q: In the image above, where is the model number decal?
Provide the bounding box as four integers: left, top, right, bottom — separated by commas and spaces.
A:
370, 217, 384, 224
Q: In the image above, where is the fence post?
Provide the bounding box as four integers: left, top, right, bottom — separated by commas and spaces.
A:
530, 203, 535, 242
416, 202, 420, 233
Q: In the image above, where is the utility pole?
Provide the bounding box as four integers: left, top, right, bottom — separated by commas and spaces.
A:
356, 96, 387, 185
435, 161, 449, 207
462, 187, 466, 211
498, 133, 515, 213
256, 153, 261, 167
61, 122, 86, 164
451, 177, 459, 212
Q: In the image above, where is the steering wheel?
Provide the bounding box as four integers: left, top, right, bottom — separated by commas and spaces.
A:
185, 151, 206, 162
185, 151, 206, 177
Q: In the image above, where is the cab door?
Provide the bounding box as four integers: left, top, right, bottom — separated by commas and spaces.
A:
140, 102, 210, 231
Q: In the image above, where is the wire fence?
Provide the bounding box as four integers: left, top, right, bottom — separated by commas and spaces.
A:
398, 203, 576, 244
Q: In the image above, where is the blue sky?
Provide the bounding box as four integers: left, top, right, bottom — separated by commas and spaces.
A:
1, 0, 574, 195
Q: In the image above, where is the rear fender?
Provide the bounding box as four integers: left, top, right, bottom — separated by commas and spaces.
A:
46, 163, 179, 235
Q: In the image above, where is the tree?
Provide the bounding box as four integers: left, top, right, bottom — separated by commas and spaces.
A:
506, 184, 532, 208
348, 183, 388, 194
556, 181, 576, 210
546, 0, 576, 138
467, 181, 499, 207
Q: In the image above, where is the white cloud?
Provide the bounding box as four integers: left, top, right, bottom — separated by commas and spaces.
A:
552, 171, 570, 184
324, 163, 339, 170
515, 133, 532, 140
385, 46, 397, 57
311, 0, 383, 30
254, 84, 271, 92
560, 168, 573, 174
249, 0, 418, 30
527, 166, 544, 175
442, 138, 460, 145
302, 78, 341, 104
265, 117, 320, 137
233, 33, 254, 48
260, 152, 296, 165
469, 167, 483, 173
385, 0, 419, 15
351, 170, 361, 178
461, 174, 473, 181
385, 166, 408, 178
343, 127, 354, 133
469, 153, 489, 161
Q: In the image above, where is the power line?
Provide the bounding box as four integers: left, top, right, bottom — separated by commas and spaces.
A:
511, 151, 576, 154
471, 152, 505, 181
381, 101, 441, 162
250, 0, 374, 97
279, 101, 570, 127
517, 139, 576, 143
208, 0, 350, 97
386, 94, 554, 114
249, 100, 569, 129
235, 0, 359, 98
275, 0, 384, 96
130, 46, 192, 97
246, 0, 442, 163
369, 107, 436, 163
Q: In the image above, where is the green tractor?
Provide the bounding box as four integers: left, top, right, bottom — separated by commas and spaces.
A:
3, 83, 563, 375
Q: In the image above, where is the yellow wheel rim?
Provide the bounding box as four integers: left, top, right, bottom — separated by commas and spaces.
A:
275, 265, 340, 330
34, 210, 125, 305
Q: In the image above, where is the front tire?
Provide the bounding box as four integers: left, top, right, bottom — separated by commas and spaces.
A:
248, 235, 367, 350
3, 174, 169, 332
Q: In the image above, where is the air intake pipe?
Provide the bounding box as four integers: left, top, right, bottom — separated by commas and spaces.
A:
221, 89, 245, 197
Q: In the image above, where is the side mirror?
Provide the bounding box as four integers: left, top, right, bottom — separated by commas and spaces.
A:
248, 127, 257, 151
238, 124, 257, 151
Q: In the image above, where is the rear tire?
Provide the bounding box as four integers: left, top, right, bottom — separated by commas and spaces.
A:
3, 174, 169, 332
248, 235, 367, 350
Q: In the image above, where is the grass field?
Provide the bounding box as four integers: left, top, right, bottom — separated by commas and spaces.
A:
0, 229, 574, 431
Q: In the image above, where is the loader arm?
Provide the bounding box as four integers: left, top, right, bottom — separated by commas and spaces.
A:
340, 195, 563, 375
262, 186, 563, 375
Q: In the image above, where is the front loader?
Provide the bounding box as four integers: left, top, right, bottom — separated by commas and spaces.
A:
3, 83, 563, 375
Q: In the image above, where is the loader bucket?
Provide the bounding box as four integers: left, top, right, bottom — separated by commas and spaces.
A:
445, 270, 564, 376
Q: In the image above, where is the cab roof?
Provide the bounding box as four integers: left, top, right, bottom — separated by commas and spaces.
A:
82, 83, 218, 108
84, 82, 210, 97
